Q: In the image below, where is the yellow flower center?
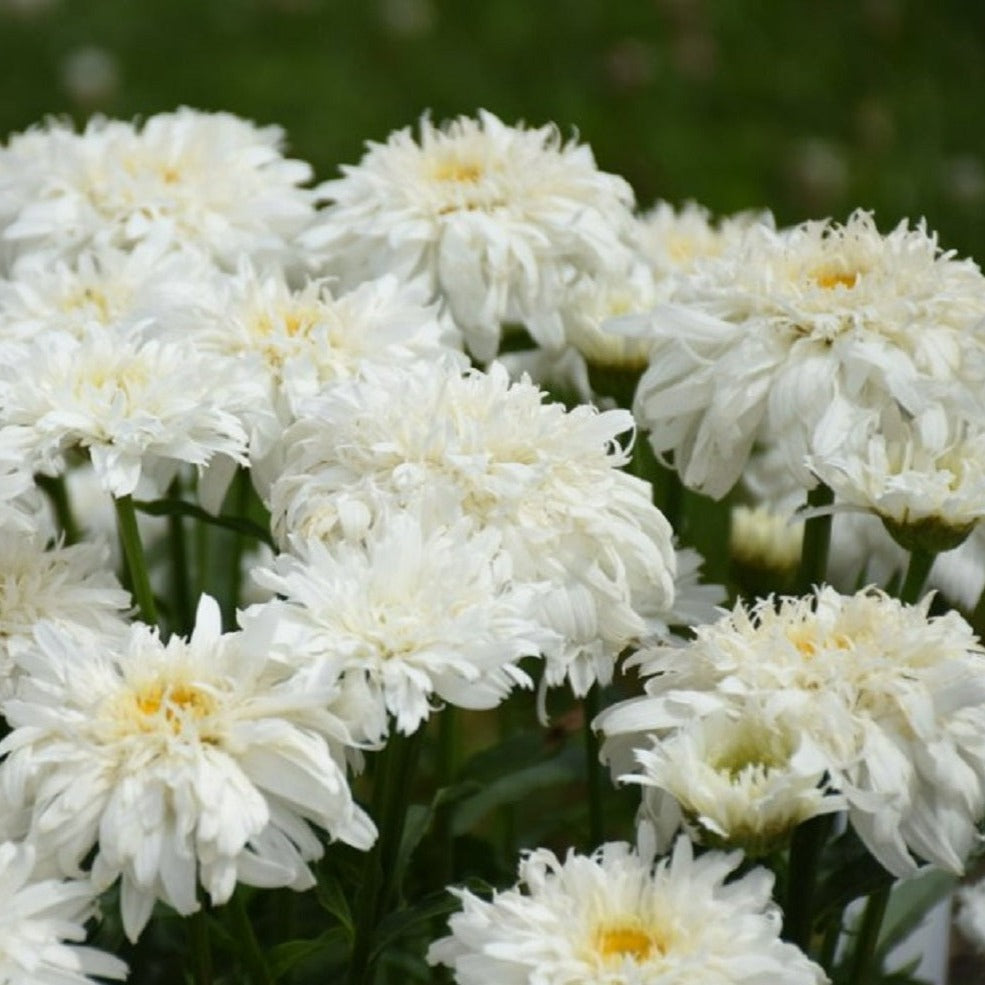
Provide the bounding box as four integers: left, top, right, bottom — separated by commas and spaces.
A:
595, 923, 667, 962
813, 269, 858, 290
433, 159, 483, 183
133, 680, 216, 733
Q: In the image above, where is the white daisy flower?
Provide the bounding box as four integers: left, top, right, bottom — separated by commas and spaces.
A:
0, 527, 130, 701
302, 109, 637, 361
428, 836, 826, 984
0, 108, 315, 268
0, 840, 127, 984
730, 503, 803, 575
628, 708, 845, 858
599, 587, 985, 876
269, 361, 677, 696
628, 210, 985, 497
0, 326, 250, 498
244, 510, 555, 737
0, 595, 375, 941
0, 238, 218, 348
190, 263, 465, 468
957, 877, 985, 953
809, 406, 985, 552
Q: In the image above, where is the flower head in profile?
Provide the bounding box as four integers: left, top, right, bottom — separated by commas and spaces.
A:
428, 836, 825, 984
244, 511, 555, 737
629, 210, 985, 497
0, 840, 127, 985
599, 587, 985, 876
303, 109, 636, 360
0, 108, 315, 267
0, 595, 375, 942
269, 361, 676, 696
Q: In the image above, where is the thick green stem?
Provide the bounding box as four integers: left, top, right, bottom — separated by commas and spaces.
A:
848, 884, 891, 985
228, 888, 275, 985
898, 547, 935, 605
583, 684, 605, 850
191, 907, 213, 985
783, 813, 833, 952
114, 493, 158, 625
347, 728, 425, 985
795, 483, 834, 595
37, 474, 81, 545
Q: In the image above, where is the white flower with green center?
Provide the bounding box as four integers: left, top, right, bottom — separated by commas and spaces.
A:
629, 210, 985, 497
600, 587, 985, 876
269, 361, 676, 696
0, 840, 127, 985
428, 836, 826, 984
302, 109, 637, 361
0, 109, 315, 268
0, 326, 250, 497
244, 511, 555, 737
809, 406, 985, 552
0, 527, 130, 701
628, 709, 844, 857
0, 595, 376, 942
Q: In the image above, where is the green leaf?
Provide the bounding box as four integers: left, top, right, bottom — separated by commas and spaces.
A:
815, 829, 896, 926
452, 757, 578, 835
314, 866, 355, 939
133, 497, 275, 548
875, 868, 956, 963
268, 927, 348, 979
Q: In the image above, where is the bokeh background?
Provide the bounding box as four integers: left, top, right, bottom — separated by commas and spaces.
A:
2, 0, 985, 258
2, 1, 985, 981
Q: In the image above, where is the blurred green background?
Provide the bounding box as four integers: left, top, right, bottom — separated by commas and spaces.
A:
1, 0, 984, 255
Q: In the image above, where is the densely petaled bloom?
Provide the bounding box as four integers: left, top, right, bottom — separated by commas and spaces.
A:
188, 263, 464, 467
302, 109, 637, 360
0, 326, 250, 497
268, 361, 676, 695
627, 210, 985, 497
0, 595, 376, 942
244, 511, 555, 737
0, 528, 130, 701
809, 406, 985, 552
599, 587, 985, 876
428, 836, 826, 984
629, 708, 845, 857
0, 840, 127, 984
0, 108, 315, 268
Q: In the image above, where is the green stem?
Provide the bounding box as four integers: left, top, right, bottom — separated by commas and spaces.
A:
167, 479, 193, 637
848, 885, 891, 985
224, 468, 252, 629
794, 483, 835, 595
36, 474, 81, 545
972, 580, 985, 640
435, 707, 459, 887
114, 494, 158, 625
898, 547, 935, 605
783, 813, 833, 952
347, 728, 425, 985
818, 910, 842, 974
228, 888, 275, 985
191, 907, 213, 985
583, 684, 605, 850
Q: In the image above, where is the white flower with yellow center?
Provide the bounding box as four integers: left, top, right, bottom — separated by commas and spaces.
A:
630, 210, 985, 497
244, 511, 555, 736
0, 326, 250, 497
628, 709, 845, 857
0, 527, 130, 701
0, 108, 315, 267
0, 840, 127, 985
302, 109, 637, 361
269, 361, 676, 696
600, 587, 985, 876
0, 595, 376, 942
428, 836, 826, 984
191, 263, 464, 463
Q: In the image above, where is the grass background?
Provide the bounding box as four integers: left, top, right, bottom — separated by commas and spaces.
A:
2, 0, 985, 259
